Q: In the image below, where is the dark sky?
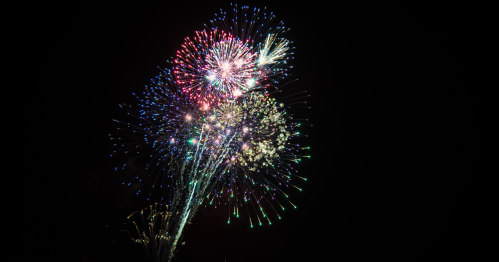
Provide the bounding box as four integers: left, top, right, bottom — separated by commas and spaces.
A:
18, 1, 479, 261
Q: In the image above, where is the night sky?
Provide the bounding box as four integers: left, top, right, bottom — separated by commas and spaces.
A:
18, 1, 479, 261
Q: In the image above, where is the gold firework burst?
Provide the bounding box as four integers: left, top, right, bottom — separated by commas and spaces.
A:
215, 102, 243, 128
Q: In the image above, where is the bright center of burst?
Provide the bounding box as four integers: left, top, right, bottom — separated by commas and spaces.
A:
206, 74, 216, 82
220, 62, 232, 79
222, 62, 230, 71
246, 78, 255, 87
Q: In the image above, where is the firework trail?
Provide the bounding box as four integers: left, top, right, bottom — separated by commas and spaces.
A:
112, 5, 309, 261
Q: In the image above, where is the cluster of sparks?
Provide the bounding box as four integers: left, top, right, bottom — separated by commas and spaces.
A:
112, 5, 309, 261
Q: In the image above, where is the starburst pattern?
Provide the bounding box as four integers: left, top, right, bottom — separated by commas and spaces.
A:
113, 5, 308, 261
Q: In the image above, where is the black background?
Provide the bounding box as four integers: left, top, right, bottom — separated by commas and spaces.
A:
17, 1, 480, 261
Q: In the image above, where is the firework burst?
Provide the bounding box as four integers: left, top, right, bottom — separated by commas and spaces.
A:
113, 4, 308, 261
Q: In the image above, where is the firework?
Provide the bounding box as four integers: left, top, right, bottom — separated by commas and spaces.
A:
112, 4, 308, 261
122, 203, 175, 262
174, 6, 293, 105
